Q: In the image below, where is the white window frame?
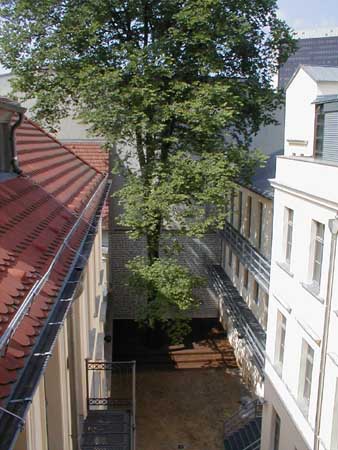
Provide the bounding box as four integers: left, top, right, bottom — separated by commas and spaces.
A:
253, 280, 259, 305
245, 195, 252, 239
235, 255, 240, 277
274, 310, 287, 376
237, 191, 243, 232
272, 409, 281, 450
284, 207, 294, 266
298, 339, 314, 417
330, 378, 338, 450
307, 220, 325, 292
258, 201, 264, 251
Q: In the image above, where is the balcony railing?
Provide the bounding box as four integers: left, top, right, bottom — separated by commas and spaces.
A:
208, 265, 266, 376
220, 222, 271, 291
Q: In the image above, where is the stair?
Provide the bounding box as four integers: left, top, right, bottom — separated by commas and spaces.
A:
224, 417, 261, 450
81, 410, 131, 450
223, 400, 262, 450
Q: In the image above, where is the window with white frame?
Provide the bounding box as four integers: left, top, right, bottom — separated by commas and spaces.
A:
310, 221, 325, 289
258, 201, 264, 251
235, 255, 240, 277
272, 409, 281, 450
237, 191, 243, 232
284, 207, 294, 266
253, 280, 259, 304
221, 240, 226, 269
229, 247, 233, 267
314, 101, 338, 163
243, 268, 249, 290
262, 291, 269, 329
274, 311, 286, 376
330, 379, 338, 450
230, 190, 235, 225
245, 195, 252, 238
298, 340, 314, 417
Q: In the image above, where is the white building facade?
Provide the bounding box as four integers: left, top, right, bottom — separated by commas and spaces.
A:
261, 66, 338, 450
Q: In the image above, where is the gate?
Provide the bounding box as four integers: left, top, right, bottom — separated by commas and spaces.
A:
82, 360, 136, 450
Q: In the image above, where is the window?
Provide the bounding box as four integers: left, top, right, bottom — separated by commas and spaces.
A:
221, 240, 226, 269
230, 190, 235, 225
311, 221, 325, 288
243, 268, 249, 289
235, 256, 240, 277
284, 208, 294, 266
274, 311, 287, 376
245, 196, 252, 238
272, 410, 281, 450
262, 292, 269, 329
237, 191, 243, 232
253, 280, 259, 304
330, 379, 338, 450
258, 201, 264, 251
298, 340, 314, 417
314, 102, 338, 163
228, 248, 233, 267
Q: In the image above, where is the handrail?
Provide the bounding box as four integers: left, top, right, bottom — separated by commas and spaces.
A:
224, 399, 263, 438
208, 265, 266, 374
220, 222, 271, 290
242, 438, 261, 450
0, 175, 107, 355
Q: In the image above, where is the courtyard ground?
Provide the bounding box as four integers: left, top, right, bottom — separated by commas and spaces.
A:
136, 368, 246, 450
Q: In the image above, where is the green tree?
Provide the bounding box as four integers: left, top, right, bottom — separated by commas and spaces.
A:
0, 0, 294, 339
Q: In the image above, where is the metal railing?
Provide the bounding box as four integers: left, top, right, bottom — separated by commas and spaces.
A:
224, 399, 263, 439
85, 360, 136, 450
242, 438, 261, 450
220, 222, 271, 291
209, 266, 266, 375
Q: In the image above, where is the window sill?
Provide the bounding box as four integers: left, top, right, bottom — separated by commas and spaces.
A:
276, 261, 294, 278
301, 282, 324, 304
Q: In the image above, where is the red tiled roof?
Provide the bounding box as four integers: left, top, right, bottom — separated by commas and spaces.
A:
0, 118, 106, 405
68, 142, 109, 229
67, 142, 109, 174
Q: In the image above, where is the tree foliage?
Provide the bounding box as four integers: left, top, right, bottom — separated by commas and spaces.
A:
0, 0, 295, 339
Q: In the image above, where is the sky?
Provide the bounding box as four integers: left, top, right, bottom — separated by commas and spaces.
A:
278, 0, 338, 30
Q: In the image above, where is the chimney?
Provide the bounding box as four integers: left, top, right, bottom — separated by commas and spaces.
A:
0, 98, 26, 174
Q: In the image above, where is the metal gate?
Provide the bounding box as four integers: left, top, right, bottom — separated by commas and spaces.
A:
82, 360, 136, 450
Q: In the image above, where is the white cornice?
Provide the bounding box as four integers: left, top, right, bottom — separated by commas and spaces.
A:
270, 180, 338, 212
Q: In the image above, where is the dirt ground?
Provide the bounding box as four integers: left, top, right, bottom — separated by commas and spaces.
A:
136, 368, 247, 450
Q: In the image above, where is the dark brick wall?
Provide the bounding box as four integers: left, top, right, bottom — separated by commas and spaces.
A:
109, 230, 221, 319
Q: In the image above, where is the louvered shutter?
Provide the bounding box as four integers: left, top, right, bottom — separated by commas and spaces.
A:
323, 112, 338, 163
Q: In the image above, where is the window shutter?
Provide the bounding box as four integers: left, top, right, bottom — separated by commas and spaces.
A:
323, 112, 338, 163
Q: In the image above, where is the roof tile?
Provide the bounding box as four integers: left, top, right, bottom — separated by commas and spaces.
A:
0, 117, 106, 406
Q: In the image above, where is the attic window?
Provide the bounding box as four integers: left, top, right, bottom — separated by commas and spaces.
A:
315, 101, 338, 163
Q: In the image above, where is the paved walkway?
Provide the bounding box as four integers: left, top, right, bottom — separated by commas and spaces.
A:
136, 368, 246, 450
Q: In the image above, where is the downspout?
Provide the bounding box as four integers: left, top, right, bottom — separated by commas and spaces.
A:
314, 214, 338, 450
10, 111, 24, 174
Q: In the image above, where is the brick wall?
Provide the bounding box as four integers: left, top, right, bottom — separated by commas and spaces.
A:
109, 230, 221, 319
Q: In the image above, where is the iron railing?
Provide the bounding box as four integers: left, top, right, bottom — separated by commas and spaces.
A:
220, 222, 271, 291
208, 266, 266, 375
85, 360, 136, 450
242, 438, 261, 450
224, 399, 263, 439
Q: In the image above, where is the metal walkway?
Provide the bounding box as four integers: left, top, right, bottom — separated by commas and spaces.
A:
82, 410, 131, 450
82, 361, 136, 450
208, 265, 266, 375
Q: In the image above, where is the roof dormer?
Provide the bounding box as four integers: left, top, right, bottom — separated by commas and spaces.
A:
0, 98, 26, 174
